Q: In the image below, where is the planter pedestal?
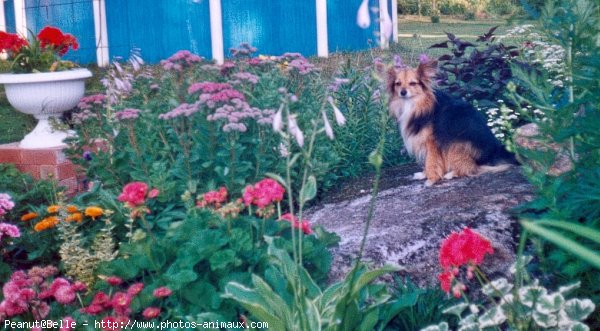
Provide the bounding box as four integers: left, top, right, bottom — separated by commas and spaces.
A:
0, 69, 92, 149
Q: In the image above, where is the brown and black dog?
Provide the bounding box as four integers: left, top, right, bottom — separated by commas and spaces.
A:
387, 60, 518, 186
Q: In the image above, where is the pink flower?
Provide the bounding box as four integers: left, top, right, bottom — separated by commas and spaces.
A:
100, 316, 117, 331
152, 287, 172, 298
127, 282, 144, 296
106, 276, 123, 286
438, 271, 454, 294
197, 187, 228, 208
118, 182, 149, 207
243, 179, 285, 209
111, 292, 132, 316
280, 213, 313, 235
53, 284, 76, 304
148, 188, 159, 199
0, 222, 20, 241
142, 307, 161, 319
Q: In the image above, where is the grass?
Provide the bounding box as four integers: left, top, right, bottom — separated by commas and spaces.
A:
0, 17, 519, 145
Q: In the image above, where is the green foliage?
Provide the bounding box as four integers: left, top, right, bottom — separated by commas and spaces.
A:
223, 237, 399, 331
0, 164, 60, 274
99, 210, 338, 322
506, 0, 600, 324
382, 277, 458, 331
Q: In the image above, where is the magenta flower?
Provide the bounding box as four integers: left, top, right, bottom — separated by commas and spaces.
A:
152, 286, 172, 298
106, 276, 123, 286
0, 223, 20, 241
242, 178, 285, 209
142, 307, 161, 319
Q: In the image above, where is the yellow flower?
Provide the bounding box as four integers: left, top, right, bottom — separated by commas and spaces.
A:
47, 205, 61, 213
21, 212, 39, 222
66, 212, 83, 223
66, 205, 79, 213
84, 207, 103, 220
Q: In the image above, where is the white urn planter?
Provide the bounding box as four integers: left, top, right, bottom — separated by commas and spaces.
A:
0, 68, 92, 149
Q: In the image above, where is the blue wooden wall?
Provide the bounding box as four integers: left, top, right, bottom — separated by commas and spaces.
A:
24, 0, 96, 64
105, 0, 212, 62
2, 0, 393, 64
2, 0, 16, 33
222, 0, 317, 57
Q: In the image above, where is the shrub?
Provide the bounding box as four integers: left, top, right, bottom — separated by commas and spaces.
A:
507, 0, 600, 326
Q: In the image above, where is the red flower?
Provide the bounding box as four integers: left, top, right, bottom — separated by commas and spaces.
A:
142, 307, 161, 319
152, 286, 172, 298
37, 26, 78, 56
243, 178, 285, 209
0, 31, 28, 54
106, 276, 122, 286
280, 213, 313, 235
439, 227, 494, 269
438, 271, 454, 294
100, 316, 119, 331
118, 182, 148, 207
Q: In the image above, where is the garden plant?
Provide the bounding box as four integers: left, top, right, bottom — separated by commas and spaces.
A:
1, 0, 599, 330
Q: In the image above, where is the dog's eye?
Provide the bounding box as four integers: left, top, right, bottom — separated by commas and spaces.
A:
409, 82, 418, 86
394, 81, 401, 86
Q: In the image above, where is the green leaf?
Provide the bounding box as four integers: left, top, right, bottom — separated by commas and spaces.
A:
478, 306, 506, 328
481, 278, 513, 297
532, 309, 558, 328
351, 264, 401, 296
536, 220, 600, 244
183, 281, 221, 310
165, 269, 198, 290
420, 323, 449, 331
563, 298, 595, 321
358, 306, 380, 331
209, 249, 241, 271
223, 282, 286, 330
568, 322, 590, 331
521, 220, 600, 269
301, 175, 317, 204
536, 292, 565, 314
251, 275, 293, 322
442, 303, 469, 318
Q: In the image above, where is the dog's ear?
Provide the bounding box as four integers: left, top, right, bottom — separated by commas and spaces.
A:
417, 60, 438, 82
387, 66, 397, 94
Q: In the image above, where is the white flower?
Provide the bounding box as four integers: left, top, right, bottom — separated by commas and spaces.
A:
356, 0, 370, 29
328, 96, 346, 126
322, 112, 334, 140
272, 105, 283, 133
288, 114, 304, 147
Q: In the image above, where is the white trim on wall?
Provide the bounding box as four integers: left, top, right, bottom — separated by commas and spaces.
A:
209, 0, 224, 64
392, 0, 398, 42
93, 0, 109, 67
14, 0, 26, 37
0, 0, 6, 32
316, 0, 328, 57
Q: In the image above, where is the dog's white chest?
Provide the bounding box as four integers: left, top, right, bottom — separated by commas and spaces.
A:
397, 100, 427, 163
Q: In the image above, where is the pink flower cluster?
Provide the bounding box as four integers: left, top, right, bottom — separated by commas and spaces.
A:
0, 223, 20, 241
197, 187, 228, 208
280, 213, 313, 235
160, 50, 203, 71
0, 193, 15, 217
437, 227, 494, 298
71, 109, 98, 125
277, 53, 317, 75
229, 43, 257, 58
188, 82, 233, 95
207, 100, 274, 133
80, 279, 171, 324
117, 182, 159, 208
243, 178, 285, 209
231, 72, 259, 85
77, 94, 106, 110
114, 108, 141, 121
158, 102, 201, 120
0, 266, 84, 321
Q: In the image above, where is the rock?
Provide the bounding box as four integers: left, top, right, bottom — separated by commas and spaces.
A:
514, 123, 573, 176
306, 164, 534, 287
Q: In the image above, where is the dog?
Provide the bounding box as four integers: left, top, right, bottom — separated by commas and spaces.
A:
387, 60, 518, 186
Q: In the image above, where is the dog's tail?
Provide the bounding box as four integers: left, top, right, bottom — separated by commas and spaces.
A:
477, 163, 513, 175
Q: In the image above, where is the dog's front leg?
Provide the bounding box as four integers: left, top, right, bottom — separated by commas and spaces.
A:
424, 137, 444, 186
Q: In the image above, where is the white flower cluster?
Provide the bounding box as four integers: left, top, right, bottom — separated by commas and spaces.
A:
482, 100, 544, 144
500, 25, 566, 87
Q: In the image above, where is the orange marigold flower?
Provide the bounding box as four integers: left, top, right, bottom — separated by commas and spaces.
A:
34, 216, 59, 232
66, 212, 83, 223
47, 205, 61, 213
20, 212, 39, 222
66, 205, 78, 213
85, 207, 103, 220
